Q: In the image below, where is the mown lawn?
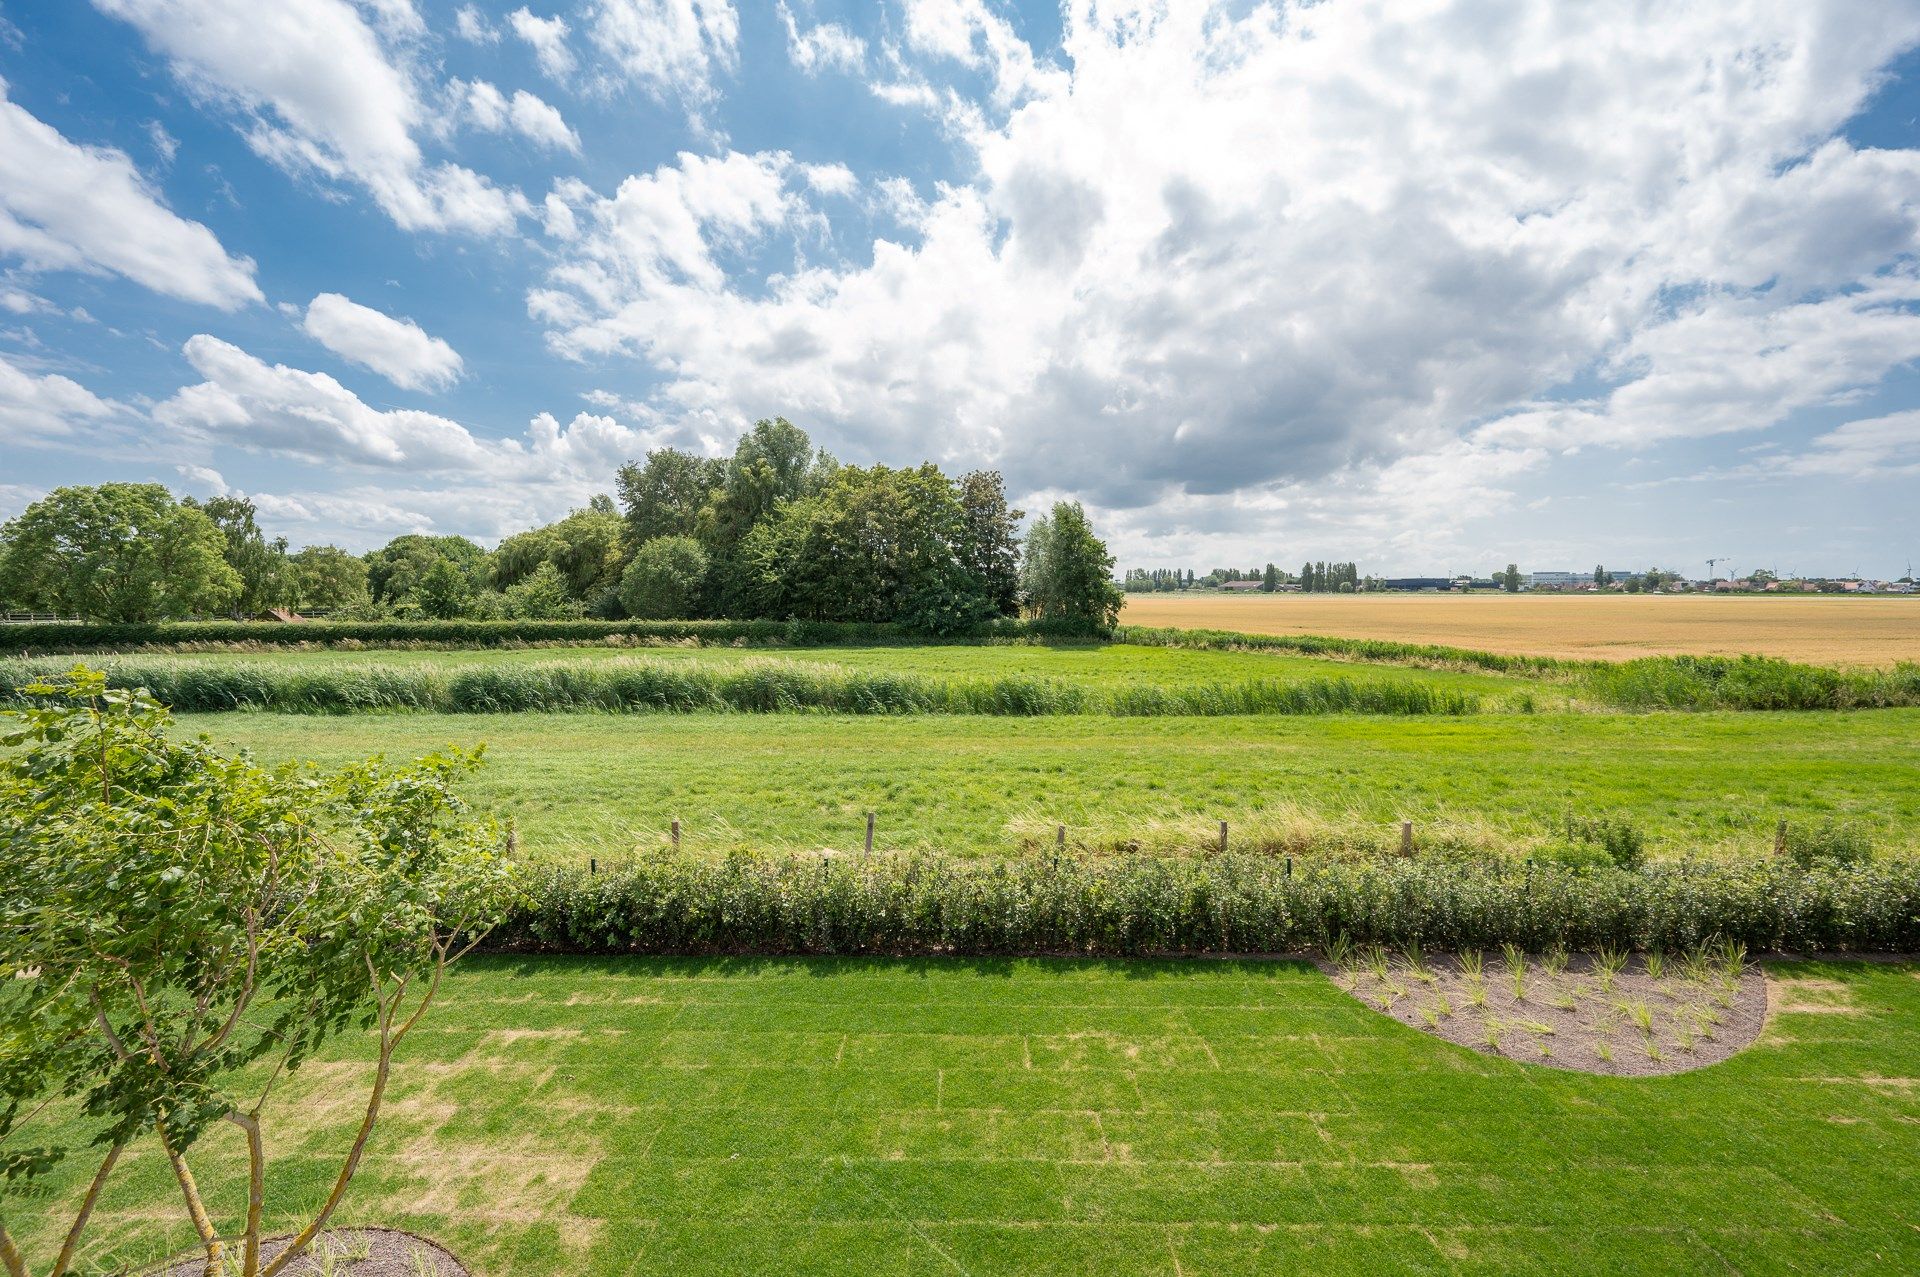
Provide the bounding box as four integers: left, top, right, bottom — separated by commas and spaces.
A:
25, 957, 1920, 1275
181, 708, 1920, 860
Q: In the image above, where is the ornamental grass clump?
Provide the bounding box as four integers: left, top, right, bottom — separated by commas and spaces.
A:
0, 667, 521, 1277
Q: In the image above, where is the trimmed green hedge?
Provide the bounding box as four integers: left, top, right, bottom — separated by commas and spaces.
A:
497, 853, 1920, 955
0, 616, 1106, 654
0, 657, 1481, 717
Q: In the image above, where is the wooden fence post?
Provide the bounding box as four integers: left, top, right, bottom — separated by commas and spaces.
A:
1056, 824, 1066, 850
590, 857, 598, 876
1400, 821, 1414, 856
866, 812, 876, 854
1218, 820, 1229, 854
671, 818, 682, 852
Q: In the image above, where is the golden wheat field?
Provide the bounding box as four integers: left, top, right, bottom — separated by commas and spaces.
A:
1120, 592, 1920, 665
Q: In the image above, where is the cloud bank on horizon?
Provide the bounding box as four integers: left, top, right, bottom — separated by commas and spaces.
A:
3, 0, 1919, 575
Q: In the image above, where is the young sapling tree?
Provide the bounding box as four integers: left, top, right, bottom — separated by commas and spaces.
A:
0, 668, 520, 1277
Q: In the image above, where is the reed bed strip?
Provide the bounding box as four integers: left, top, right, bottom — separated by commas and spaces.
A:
0, 656, 1482, 717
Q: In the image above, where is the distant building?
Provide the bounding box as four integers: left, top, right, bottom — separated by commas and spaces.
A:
1527, 571, 1580, 588
1382, 577, 1455, 591
1219, 579, 1265, 592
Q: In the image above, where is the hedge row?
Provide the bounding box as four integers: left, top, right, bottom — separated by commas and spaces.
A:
496, 853, 1920, 955
0, 657, 1481, 717
0, 615, 1105, 654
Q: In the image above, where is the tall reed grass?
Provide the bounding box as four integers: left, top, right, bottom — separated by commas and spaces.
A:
0, 657, 1481, 717
1116, 625, 1920, 711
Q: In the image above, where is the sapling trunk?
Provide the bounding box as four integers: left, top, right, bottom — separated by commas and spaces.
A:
0, 1223, 27, 1277
48, 1141, 125, 1277
161, 1127, 225, 1277
226, 1111, 265, 1277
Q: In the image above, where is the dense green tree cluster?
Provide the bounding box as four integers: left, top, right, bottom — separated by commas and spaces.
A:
0, 417, 1124, 630
0, 484, 240, 622
616, 419, 1037, 632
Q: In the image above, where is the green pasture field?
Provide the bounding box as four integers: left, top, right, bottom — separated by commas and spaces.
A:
122, 640, 1558, 701
21, 956, 1920, 1276
181, 708, 1920, 861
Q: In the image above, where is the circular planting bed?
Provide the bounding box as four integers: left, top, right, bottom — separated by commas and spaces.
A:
1321, 945, 1767, 1076
155, 1228, 468, 1277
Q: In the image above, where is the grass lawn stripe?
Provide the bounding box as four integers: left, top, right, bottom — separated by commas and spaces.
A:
15, 957, 1918, 1275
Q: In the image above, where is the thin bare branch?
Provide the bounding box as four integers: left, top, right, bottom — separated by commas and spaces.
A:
256, 1036, 397, 1277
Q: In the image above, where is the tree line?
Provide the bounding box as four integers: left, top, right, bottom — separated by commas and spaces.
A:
0, 419, 1123, 631
1123, 560, 1363, 593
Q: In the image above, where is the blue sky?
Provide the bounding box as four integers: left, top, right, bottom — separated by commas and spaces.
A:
3, 0, 1920, 578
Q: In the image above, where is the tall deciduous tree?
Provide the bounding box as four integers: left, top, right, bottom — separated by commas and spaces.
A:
502, 562, 580, 619
288, 545, 371, 612
615, 449, 725, 550
0, 484, 240, 622
188, 495, 291, 615
488, 505, 624, 604
957, 470, 1023, 616
1020, 501, 1122, 629
363, 535, 483, 607
415, 557, 474, 619
735, 464, 993, 633
618, 535, 709, 619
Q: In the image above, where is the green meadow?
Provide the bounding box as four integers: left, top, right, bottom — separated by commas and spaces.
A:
182, 705, 1920, 861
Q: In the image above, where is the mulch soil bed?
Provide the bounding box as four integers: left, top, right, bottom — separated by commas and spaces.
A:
153, 1228, 467, 1277
1319, 948, 1768, 1076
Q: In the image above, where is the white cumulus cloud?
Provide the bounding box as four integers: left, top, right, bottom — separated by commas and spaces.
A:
530, 0, 1920, 563
301, 292, 465, 392
0, 352, 120, 442
93, 0, 526, 235
587, 0, 738, 106
455, 80, 581, 153
510, 7, 576, 79
453, 4, 498, 42
0, 80, 260, 309
778, 2, 865, 75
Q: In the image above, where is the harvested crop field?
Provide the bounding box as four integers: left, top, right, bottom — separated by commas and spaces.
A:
1121, 593, 1920, 665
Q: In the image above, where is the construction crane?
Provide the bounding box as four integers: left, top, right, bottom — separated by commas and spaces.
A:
1706, 557, 1728, 584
